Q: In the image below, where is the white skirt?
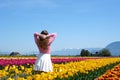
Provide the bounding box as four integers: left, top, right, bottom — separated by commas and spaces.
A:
34, 53, 53, 72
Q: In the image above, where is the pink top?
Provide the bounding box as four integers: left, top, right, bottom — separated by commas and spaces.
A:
34, 32, 57, 54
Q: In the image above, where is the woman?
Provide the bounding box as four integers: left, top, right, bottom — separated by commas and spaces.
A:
33, 30, 57, 72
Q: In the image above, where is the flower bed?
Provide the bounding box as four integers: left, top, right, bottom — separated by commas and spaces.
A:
0, 57, 120, 80
52, 57, 100, 63
97, 63, 120, 80
0, 57, 100, 66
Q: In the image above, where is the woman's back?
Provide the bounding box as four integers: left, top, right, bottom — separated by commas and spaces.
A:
34, 32, 57, 54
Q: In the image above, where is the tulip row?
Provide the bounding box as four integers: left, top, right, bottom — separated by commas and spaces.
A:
0, 58, 35, 67
97, 63, 120, 80
52, 57, 100, 63
0, 57, 120, 80
0, 57, 100, 66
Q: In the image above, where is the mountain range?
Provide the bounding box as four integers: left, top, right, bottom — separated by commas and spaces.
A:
0, 41, 120, 56
51, 41, 120, 56
105, 41, 120, 56
51, 48, 101, 56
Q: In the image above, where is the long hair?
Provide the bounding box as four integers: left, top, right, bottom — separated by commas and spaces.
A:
37, 30, 49, 50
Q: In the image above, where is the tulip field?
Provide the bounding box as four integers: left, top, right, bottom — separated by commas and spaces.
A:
97, 63, 120, 80
0, 56, 120, 80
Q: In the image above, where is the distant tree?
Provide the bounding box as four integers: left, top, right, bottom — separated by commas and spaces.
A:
80, 49, 86, 56
85, 50, 91, 56
80, 49, 91, 56
98, 48, 111, 56
9, 52, 21, 56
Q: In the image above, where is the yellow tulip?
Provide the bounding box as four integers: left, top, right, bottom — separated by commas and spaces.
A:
64, 74, 68, 78
17, 77, 26, 80
7, 77, 14, 80
20, 65, 24, 70
5, 65, 9, 71
26, 76, 33, 80
12, 65, 16, 69
67, 72, 73, 77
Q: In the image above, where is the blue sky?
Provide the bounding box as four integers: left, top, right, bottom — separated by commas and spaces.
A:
0, 0, 120, 53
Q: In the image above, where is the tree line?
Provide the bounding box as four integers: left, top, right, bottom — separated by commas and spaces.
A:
80, 48, 111, 57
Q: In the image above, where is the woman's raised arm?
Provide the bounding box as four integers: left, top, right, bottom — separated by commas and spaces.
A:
34, 32, 40, 43
47, 33, 57, 44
